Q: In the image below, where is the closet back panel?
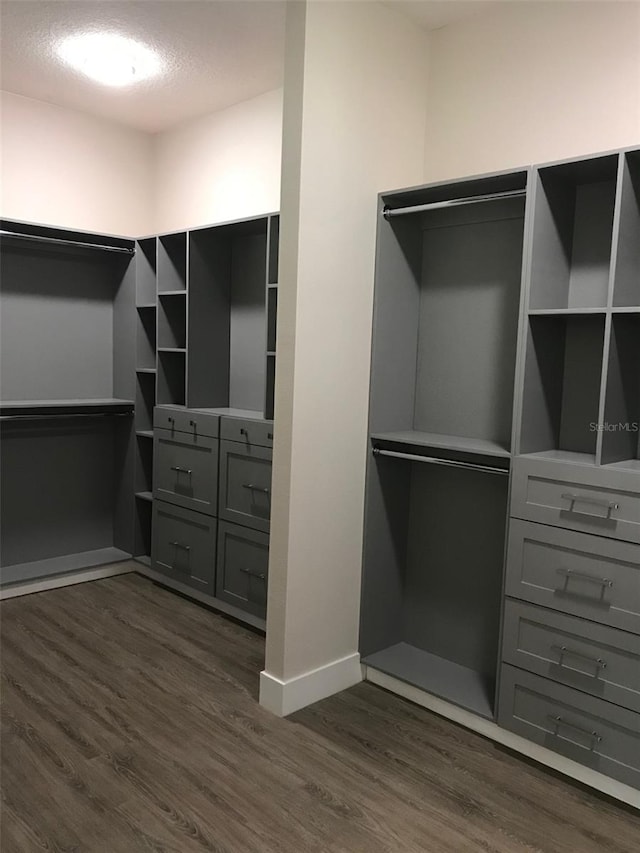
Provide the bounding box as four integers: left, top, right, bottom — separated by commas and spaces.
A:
414, 206, 523, 445
0, 247, 126, 400
403, 465, 507, 676
613, 152, 640, 307
229, 232, 267, 412
0, 422, 116, 568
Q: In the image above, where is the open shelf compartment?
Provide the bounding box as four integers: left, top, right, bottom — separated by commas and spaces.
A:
613, 150, 640, 308
360, 454, 508, 719
158, 292, 186, 349
528, 154, 618, 310
519, 314, 605, 463
135, 237, 157, 305
157, 232, 187, 293
601, 314, 640, 468
157, 349, 186, 406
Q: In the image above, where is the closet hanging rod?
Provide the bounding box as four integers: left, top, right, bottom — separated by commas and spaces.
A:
0, 412, 133, 422
0, 230, 135, 255
372, 447, 509, 476
383, 188, 525, 219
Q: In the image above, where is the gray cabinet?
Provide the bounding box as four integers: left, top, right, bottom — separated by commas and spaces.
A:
216, 521, 269, 619
218, 440, 272, 533
154, 427, 219, 516
151, 501, 216, 595
360, 148, 640, 794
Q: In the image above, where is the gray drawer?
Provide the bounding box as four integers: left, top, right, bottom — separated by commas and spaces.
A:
153, 428, 218, 516
502, 599, 640, 712
498, 664, 640, 790
220, 416, 273, 448
216, 521, 269, 619
154, 406, 219, 438
511, 457, 640, 544
218, 440, 272, 532
506, 519, 640, 634
151, 501, 216, 595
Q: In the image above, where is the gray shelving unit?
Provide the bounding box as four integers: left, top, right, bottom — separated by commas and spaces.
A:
0, 221, 136, 588
361, 148, 640, 789
132, 214, 279, 565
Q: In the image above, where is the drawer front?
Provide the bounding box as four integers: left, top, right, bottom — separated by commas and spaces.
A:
151, 501, 216, 595
218, 441, 272, 532
216, 521, 269, 619
511, 458, 640, 543
498, 665, 640, 789
220, 417, 273, 448
153, 429, 218, 516
502, 599, 640, 712
505, 519, 640, 634
154, 406, 219, 438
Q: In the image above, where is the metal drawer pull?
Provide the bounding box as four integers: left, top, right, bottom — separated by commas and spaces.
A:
557, 567, 613, 588
189, 419, 197, 429
549, 715, 602, 748
167, 416, 175, 424
561, 492, 619, 519
551, 644, 607, 674
170, 541, 190, 551
267, 432, 273, 440
240, 428, 248, 437
239, 567, 266, 581
242, 483, 270, 495
170, 466, 192, 475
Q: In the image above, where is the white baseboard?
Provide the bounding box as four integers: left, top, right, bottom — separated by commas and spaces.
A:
0, 562, 134, 600
260, 652, 363, 717
366, 667, 640, 810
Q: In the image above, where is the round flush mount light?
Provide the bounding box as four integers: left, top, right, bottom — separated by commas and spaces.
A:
56, 33, 162, 87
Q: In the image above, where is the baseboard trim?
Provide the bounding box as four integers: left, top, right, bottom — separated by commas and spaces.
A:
260, 652, 363, 717
0, 562, 134, 599
365, 666, 640, 810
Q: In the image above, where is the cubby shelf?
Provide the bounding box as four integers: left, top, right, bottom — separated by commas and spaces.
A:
135, 491, 153, 502
136, 430, 154, 439
136, 368, 156, 374
371, 430, 511, 460
528, 308, 607, 315
158, 290, 187, 297
157, 347, 186, 353
136, 303, 156, 311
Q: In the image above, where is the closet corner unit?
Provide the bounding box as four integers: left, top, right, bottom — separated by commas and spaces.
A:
0, 220, 137, 591
360, 146, 640, 797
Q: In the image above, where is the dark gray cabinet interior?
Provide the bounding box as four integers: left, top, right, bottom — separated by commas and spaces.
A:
361, 147, 640, 789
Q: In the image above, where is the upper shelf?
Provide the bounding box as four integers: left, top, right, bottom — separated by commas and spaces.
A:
0, 399, 135, 418
370, 430, 511, 459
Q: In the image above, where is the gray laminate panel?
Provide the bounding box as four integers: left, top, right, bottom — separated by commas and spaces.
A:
498, 664, 640, 790
505, 519, 640, 634
220, 416, 273, 447
229, 231, 267, 411
502, 599, 640, 712
153, 406, 219, 438
0, 421, 116, 570
403, 464, 508, 679
216, 521, 269, 618
414, 211, 523, 446
218, 440, 272, 533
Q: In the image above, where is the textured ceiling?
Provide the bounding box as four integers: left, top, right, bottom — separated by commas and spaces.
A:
0, 0, 287, 133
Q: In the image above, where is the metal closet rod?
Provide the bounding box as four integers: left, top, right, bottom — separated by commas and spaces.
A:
383, 188, 526, 219
0, 230, 135, 255
372, 447, 509, 476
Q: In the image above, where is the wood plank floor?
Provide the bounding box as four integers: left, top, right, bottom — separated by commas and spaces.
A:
1, 570, 638, 852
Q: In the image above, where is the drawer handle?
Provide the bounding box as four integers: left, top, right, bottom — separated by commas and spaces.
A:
170, 466, 192, 475
242, 483, 270, 495
551, 644, 607, 675
556, 567, 613, 589
561, 492, 619, 520
189, 419, 197, 430
267, 432, 273, 440
170, 541, 190, 551
240, 428, 249, 437
167, 416, 175, 424
240, 567, 266, 581
549, 715, 602, 749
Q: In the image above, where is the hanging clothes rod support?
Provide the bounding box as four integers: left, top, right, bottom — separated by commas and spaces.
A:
383, 188, 526, 219
372, 447, 509, 476
0, 230, 135, 255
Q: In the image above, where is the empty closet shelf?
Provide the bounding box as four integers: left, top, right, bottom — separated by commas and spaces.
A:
371, 431, 511, 458
0, 399, 135, 418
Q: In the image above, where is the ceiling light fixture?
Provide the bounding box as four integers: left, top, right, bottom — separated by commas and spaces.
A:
56, 33, 162, 87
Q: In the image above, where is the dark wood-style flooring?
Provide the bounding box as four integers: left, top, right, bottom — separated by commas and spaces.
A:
1, 570, 638, 852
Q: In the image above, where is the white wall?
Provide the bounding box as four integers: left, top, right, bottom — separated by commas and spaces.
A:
424, 1, 640, 180
153, 89, 283, 233
0, 91, 154, 236
261, 0, 430, 715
